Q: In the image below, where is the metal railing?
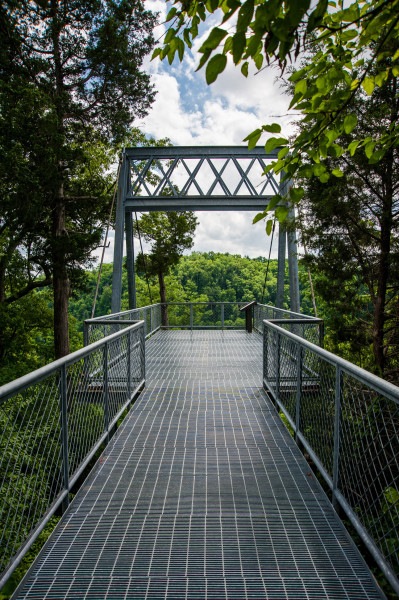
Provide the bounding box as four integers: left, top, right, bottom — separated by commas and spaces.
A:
0, 321, 145, 589
85, 301, 316, 344
263, 319, 399, 595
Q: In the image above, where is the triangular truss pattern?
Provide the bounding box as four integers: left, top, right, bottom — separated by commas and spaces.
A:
123, 146, 283, 211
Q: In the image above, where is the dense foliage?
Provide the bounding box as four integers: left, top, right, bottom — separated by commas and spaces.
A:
156, 0, 399, 223
0, 0, 156, 359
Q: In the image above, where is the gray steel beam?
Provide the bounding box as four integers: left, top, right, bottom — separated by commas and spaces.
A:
287, 203, 300, 314
125, 213, 136, 309
276, 223, 286, 308
111, 154, 127, 315
125, 196, 274, 212
124, 145, 283, 159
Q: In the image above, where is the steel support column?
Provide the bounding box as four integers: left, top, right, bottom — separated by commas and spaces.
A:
111, 154, 127, 315
287, 204, 300, 314
276, 222, 286, 308
126, 213, 136, 309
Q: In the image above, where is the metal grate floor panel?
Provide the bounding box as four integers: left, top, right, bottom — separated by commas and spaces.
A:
14, 331, 384, 599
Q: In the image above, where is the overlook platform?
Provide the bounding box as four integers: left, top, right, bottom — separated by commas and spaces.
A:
13, 330, 383, 599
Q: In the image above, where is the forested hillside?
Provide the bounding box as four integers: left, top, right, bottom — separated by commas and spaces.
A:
69, 252, 317, 324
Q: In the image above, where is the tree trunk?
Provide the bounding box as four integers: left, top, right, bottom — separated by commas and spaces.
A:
52, 192, 70, 359
51, 0, 70, 359
158, 271, 169, 327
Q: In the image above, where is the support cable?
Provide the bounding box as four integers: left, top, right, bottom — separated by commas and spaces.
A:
135, 212, 153, 305
261, 218, 276, 304
91, 159, 121, 319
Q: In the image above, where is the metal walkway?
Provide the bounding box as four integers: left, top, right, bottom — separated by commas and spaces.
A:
14, 331, 383, 599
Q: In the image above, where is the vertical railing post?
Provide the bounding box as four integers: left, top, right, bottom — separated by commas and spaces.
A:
60, 364, 69, 513
221, 304, 224, 330
127, 329, 131, 405
190, 304, 193, 331
83, 322, 89, 347
275, 331, 280, 401
150, 306, 153, 336
295, 343, 302, 441
333, 365, 342, 511
103, 342, 109, 443
144, 308, 147, 338
141, 323, 146, 383
263, 322, 268, 388
319, 322, 325, 348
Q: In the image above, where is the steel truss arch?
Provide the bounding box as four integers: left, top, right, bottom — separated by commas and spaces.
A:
111, 146, 299, 314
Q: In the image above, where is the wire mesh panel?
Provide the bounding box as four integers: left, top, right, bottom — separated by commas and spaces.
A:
263, 318, 399, 593
339, 373, 399, 576
85, 305, 161, 344
0, 322, 145, 589
0, 376, 63, 576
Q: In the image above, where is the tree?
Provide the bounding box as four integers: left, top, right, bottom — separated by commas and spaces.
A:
0, 0, 156, 358
155, 0, 399, 221
291, 42, 399, 378
134, 212, 198, 325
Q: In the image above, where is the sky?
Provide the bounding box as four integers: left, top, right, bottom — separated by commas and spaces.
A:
98, 0, 299, 263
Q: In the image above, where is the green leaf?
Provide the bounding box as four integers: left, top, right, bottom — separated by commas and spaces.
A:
164, 28, 176, 44
295, 79, 307, 96
369, 149, 385, 164
319, 172, 330, 183
244, 128, 262, 150
348, 140, 360, 156
289, 68, 307, 83
151, 47, 162, 61
344, 114, 357, 134
266, 195, 282, 212
205, 53, 227, 84
263, 123, 281, 134
232, 31, 246, 64
384, 487, 399, 505
241, 61, 249, 77
266, 219, 273, 235
265, 137, 288, 154
365, 141, 376, 159
289, 187, 304, 203
278, 146, 289, 159
196, 50, 212, 71
199, 27, 228, 53
253, 210, 267, 224
362, 77, 375, 96
237, 0, 254, 32
166, 7, 177, 22
254, 53, 263, 70
315, 75, 326, 91
392, 65, 399, 77
332, 168, 344, 178
275, 205, 289, 222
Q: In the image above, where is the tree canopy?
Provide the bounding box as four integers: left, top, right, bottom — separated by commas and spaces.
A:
156, 0, 399, 217
0, 0, 156, 358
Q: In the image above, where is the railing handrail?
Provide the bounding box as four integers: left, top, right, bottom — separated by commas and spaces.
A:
88, 304, 161, 322
0, 321, 144, 404
257, 302, 318, 320
263, 319, 399, 405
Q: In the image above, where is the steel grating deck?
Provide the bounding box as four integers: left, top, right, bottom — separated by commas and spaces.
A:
14, 331, 384, 599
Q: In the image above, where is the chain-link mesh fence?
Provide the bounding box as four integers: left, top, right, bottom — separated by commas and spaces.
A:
0, 322, 145, 589
263, 319, 399, 594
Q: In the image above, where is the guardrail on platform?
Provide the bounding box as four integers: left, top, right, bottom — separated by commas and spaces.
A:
0, 321, 145, 590
263, 319, 399, 595
86, 301, 317, 342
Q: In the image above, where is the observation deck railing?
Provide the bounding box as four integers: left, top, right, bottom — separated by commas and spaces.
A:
0, 322, 145, 589
263, 319, 399, 594
1, 301, 398, 596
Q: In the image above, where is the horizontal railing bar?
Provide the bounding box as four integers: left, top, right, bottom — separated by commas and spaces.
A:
84, 319, 141, 325
268, 318, 324, 324
0, 322, 144, 404
263, 320, 399, 404
88, 304, 160, 322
